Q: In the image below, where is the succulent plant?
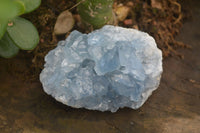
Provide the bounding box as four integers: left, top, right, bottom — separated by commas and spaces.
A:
0, 0, 41, 58
77, 0, 114, 29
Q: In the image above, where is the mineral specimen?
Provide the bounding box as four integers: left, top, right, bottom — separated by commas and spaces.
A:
40, 25, 163, 112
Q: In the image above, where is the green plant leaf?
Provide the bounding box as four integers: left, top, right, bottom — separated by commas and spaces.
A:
7, 17, 39, 50
0, 32, 19, 58
0, 0, 25, 20
0, 21, 8, 39
16, 0, 41, 13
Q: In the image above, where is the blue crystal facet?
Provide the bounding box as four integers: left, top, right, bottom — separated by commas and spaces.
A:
40, 25, 163, 112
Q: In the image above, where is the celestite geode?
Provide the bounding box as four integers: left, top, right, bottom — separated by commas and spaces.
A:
40, 25, 163, 112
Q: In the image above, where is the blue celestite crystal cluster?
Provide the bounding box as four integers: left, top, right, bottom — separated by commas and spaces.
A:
40, 25, 163, 112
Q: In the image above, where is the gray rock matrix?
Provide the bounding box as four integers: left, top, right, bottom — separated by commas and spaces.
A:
40, 25, 163, 112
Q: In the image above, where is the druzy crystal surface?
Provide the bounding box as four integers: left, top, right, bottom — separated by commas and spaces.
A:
40, 25, 163, 112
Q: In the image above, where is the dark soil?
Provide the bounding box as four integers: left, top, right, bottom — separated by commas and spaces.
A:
1, 0, 189, 81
